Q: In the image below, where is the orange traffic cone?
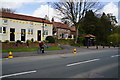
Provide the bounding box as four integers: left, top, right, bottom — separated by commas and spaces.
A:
8, 51, 13, 58
73, 48, 77, 54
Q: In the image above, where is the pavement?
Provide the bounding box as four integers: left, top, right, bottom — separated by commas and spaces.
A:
2, 45, 119, 58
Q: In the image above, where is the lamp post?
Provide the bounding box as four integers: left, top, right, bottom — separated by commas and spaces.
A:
42, 18, 45, 41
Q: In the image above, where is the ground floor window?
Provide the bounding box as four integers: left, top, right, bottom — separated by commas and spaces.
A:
44, 30, 48, 35
0, 27, 6, 34
28, 29, 33, 35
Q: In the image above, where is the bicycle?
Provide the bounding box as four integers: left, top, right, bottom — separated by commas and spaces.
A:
37, 44, 50, 54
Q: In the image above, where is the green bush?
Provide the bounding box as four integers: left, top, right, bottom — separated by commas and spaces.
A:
71, 43, 84, 47
16, 40, 21, 43
31, 38, 34, 42
0, 40, 1, 43
43, 40, 49, 43
77, 34, 86, 44
4, 40, 9, 43
34, 41, 38, 43
56, 39, 74, 45
26, 39, 32, 43
45, 36, 55, 43
107, 33, 120, 45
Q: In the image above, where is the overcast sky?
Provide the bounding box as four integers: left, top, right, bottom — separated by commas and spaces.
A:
1, 0, 119, 24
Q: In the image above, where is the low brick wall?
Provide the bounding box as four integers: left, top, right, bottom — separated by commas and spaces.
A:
1, 43, 58, 49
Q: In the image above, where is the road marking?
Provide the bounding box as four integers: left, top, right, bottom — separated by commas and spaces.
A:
67, 59, 100, 67
0, 70, 37, 78
111, 55, 120, 58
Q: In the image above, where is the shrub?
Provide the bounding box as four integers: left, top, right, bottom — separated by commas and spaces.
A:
34, 41, 38, 43
43, 40, 49, 43
56, 39, 74, 45
4, 40, 9, 43
0, 40, 1, 43
26, 39, 32, 43
16, 40, 21, 43
45, 36, 55, 43
31, 38, 34, 42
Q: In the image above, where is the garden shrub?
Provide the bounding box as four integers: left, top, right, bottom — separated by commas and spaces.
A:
16, 40, 21, 43
4, 40, 9, 43
26, 39, 32, 43
46, 36, 55, 43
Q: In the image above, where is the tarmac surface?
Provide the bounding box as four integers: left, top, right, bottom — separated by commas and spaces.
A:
2, 45, 119, 58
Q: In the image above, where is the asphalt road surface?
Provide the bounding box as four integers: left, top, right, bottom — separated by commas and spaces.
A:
1, 49, 119, 79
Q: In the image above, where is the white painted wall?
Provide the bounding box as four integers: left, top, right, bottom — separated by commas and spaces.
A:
0, 18, 53, 42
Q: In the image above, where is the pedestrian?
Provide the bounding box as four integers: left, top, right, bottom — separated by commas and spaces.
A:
38, 41, 44, 53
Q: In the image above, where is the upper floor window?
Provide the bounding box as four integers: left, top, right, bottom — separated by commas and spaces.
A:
3, 19, 8, 24
44, 30, 48, 35
0, 27, 6, 34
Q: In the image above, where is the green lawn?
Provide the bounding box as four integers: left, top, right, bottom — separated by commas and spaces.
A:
1, 46, 62, 53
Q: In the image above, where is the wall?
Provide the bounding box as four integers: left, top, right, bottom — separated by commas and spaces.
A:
0, 18, 53, 42
1, 43, 58, 49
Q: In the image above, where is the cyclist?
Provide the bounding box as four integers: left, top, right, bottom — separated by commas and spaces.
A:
38, 41, 44, 53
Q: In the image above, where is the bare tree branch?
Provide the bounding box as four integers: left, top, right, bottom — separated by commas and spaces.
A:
52, 0, 103, 43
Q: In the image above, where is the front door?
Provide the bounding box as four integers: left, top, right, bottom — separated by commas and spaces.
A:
21, 29, 26, 41
37, 30, 41, 41
10, 28, 15, 41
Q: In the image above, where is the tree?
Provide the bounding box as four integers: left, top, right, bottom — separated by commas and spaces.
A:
0, 8, 15, 13
108, 33, 120, 46
99, 13, 114, 44
82, 10, 99, 35
52, 0, 102, 44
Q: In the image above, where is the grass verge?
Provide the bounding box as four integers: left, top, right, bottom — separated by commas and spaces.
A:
1, 46, 62, 53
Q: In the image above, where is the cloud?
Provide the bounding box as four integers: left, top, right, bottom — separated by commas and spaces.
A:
32, 5, 61, 22
102, 2, 118, 19
0, 0, 35, 9
0, 0, 59, 9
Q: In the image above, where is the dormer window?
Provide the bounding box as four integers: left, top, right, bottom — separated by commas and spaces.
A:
3, 19, 8, 24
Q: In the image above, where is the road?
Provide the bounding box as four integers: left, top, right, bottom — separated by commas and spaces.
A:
1, 48, 119, 79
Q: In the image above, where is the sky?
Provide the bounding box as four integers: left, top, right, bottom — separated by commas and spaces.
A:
1, 0, 120, 25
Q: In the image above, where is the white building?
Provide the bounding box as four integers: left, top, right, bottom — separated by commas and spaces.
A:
0, 11, 53, 42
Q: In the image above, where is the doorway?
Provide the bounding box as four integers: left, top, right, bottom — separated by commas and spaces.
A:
10, 28, 15, 41
21, 29, 26, 41
37, 30, 41, 41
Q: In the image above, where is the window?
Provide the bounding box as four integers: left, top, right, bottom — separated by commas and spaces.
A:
0, 27, 2, 33
28, 29, 33, 35
44, 30, 48, 35
3, 19, 8, 24
0, 27, 6, 34
3, 27, 6, 33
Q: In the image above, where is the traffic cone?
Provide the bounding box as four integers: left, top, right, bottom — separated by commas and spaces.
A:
8, 51, 13, 58
73, 48, 77, 54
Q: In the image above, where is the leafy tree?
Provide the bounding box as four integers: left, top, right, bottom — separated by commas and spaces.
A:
98, 13, 114, 44
108, 33, 120, 45
82, 10, 99, 35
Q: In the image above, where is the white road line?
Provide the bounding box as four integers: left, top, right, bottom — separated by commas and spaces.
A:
0, 70, 37, 78
111, 55, 120, 58
67, 59, 100, 67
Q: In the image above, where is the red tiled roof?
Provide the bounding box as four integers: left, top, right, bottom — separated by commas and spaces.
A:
0, 11, 52, 24
69, 27, 76, 32
53, 22, 76, 31
85, 34, 95, 37
53, 22, 69, 29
